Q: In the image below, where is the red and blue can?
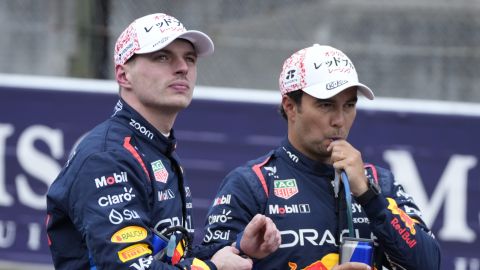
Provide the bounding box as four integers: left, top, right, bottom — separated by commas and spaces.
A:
340, 237, 374, 266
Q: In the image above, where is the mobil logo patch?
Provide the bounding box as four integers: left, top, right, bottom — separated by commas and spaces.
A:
269, 203, 310, 215
151, 160, 169, 183
274, 179, 299, 199
212, 194, 231, 206
94, 171, 128, 188
111, 226, 147, 243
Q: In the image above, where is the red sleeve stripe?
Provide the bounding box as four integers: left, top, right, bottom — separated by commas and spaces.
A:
251, 157, 271, 197
45, 214, 52, 246
123, 136, 150, 179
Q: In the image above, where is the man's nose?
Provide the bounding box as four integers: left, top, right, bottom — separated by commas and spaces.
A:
331, 109, 346, 127
174, 58, 189, 75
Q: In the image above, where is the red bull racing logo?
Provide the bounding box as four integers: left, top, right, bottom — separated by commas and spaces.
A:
387, 197, 419, 248
288, 253, 338, 270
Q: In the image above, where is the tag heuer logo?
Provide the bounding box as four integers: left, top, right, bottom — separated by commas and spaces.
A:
273, 179, 298, 199
151, 160, 169, 183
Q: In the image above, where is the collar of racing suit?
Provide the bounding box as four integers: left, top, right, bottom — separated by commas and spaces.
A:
111, 98, 177, 156
278, 138, 336, 179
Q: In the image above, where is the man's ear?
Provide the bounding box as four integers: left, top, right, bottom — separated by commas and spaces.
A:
282, 95, 297, 120
115, 64, 131, 89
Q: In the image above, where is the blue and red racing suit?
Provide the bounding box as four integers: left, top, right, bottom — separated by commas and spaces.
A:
199, 140, 441, 270
46, 99, 217, 270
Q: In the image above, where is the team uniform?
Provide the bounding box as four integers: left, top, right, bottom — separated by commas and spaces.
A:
200, 140, 441, 269
46, 99, 216, 270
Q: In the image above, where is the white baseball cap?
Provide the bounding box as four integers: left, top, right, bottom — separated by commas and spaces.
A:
114, 13, 214, 65
279, 44, 374, 100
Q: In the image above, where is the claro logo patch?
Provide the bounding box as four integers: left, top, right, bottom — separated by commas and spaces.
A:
98, 187, 136, 207
111, 226, 147, 243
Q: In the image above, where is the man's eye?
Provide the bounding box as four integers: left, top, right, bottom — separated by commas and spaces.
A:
186, 56, 197, 63
155, 55, 168, 61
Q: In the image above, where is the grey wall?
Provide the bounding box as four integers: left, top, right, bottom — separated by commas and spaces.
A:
0, 0, 478, 102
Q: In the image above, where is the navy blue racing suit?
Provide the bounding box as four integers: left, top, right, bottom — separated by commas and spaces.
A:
199, 140, 441, 269
46, 99, 217, 270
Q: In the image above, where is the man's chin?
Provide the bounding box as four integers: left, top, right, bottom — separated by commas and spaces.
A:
165, 95, 192, 107
315, 146, 331, 160
167, 100, 192, 112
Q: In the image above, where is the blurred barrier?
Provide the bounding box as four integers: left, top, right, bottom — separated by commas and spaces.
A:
1, 1, 480, 102
0, 74, 479, 269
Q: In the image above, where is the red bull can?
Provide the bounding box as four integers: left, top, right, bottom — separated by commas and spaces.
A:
340, 237, 374, 266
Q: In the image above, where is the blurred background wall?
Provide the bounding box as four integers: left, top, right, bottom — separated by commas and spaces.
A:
0, 0, 479, 101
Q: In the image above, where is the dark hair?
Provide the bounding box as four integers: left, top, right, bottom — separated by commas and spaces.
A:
279, 90, 303, 120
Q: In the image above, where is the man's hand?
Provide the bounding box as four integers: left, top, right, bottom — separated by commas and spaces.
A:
210, 246, 253, 270
332, 262, 371, 270
239, 214, 281, 259
327, 140, 368, 196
